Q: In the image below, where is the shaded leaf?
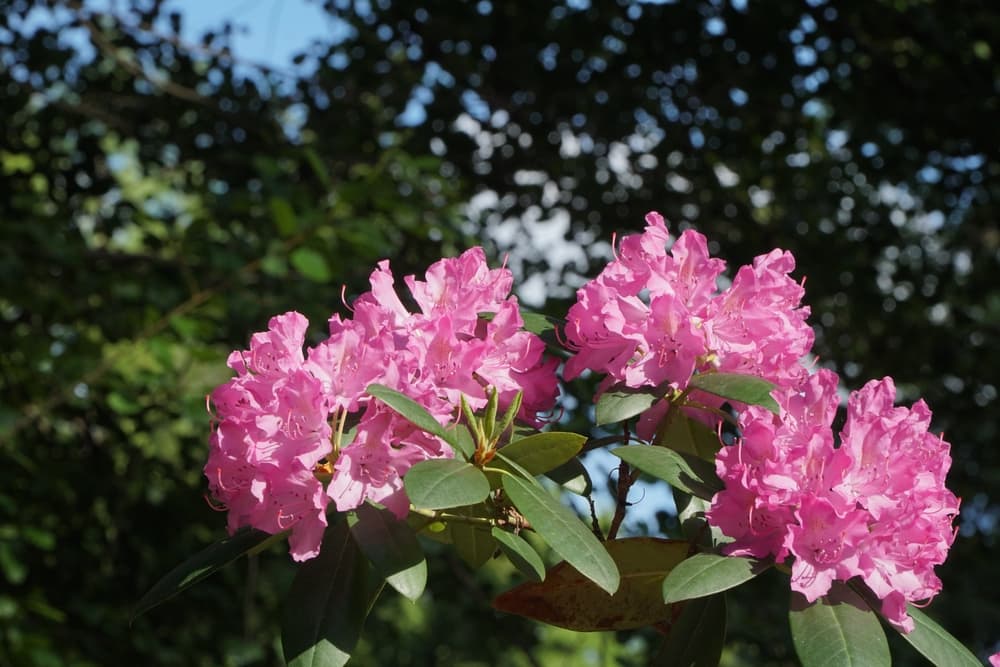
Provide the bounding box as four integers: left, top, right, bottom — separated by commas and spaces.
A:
449, 520, 496, 570
657, 410, 721, 460
501, 474, 620, 595
653, 593, 727, 667
612, 445, 723, 501
282, 519, 383, 667
789, 587, 890, 667
403, 459, 490, 510
132, 528, 274, 620
595, 388, 661, 426
269, 196, 297, 237
545, 457, 593, 496
661, 553, 767, 604
494, 538, 687, 630
348, 503, 427, 601
491, 528, 546, 582
688, 373, 779, 414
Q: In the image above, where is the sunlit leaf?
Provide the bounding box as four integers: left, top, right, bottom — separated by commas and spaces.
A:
494, 538, 687, 630
501, 475, 619, 595
661, 553, 767, 604
789, 587, 890, 667
897, 605, 981, 667
403, 459, 490, 510
688, 372, 779, 414
595, 388, 661, 426
495, 432, 585, 476
366, 384, 460, 450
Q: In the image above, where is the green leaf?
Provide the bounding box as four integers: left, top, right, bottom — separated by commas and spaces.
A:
789, 588, 890, 667
449, 520, 496, 570
612, 445, 723, 501
132, 528, 274, 620
348, 503, 427, 602
545, 457, 593, 495
897, 605, 981, 667
366, 384, 459, 450
501, 474, 619, 595
661, 553, 767, 604
269, 196, 297, 237
653, 593, 727, 667
282, 519, 383, 667
657, 410, 721, 460
477, 310, 562, 336
595, 388, 661, 426
290, 247, 332, 283
688, 372, 779, 414
519, 311, 561, 335
403, 459, 491, 510
495, 432, 586, 476
451, 423, 476, 460
491, 528, 546, 582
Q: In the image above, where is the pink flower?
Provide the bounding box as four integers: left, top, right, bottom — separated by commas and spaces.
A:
988, 651, 1000, 667
708, 370, 960, 633
563, 211, 812, 438
205, 250, 560, 559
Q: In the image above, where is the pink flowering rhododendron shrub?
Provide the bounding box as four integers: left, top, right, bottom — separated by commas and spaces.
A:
707, 368, 960, 633
205, 247, 558, 561
563, 212, 813, 437
131, 210, 980, 667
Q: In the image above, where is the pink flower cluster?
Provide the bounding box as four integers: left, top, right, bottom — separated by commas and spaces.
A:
205, 248, 558, 561
707, 369, 960, 632
563, 212, 813, 436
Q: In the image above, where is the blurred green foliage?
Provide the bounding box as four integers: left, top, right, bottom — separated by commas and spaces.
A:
1, 0, 998, 664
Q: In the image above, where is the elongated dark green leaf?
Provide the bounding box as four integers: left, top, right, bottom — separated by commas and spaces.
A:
491, 528, 546, 582
897, 605, 981, 667
450, 521, 496, 569
612, 445, 723, 501
404, 459, 490, 510
348, 503, 427, 601
496, 432, 585, 476
661, 553, 767, 604
789, 589, 890, 667
502, 475, 619, 594
132, 528, 274, 620
366, 384, 459, 449
653, 593, 727, 667
595, 388, 661, 426
545, 457, 593, 495
282, 519, 383, 667
657, 410, 721, 460
688, 373, 779, 414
